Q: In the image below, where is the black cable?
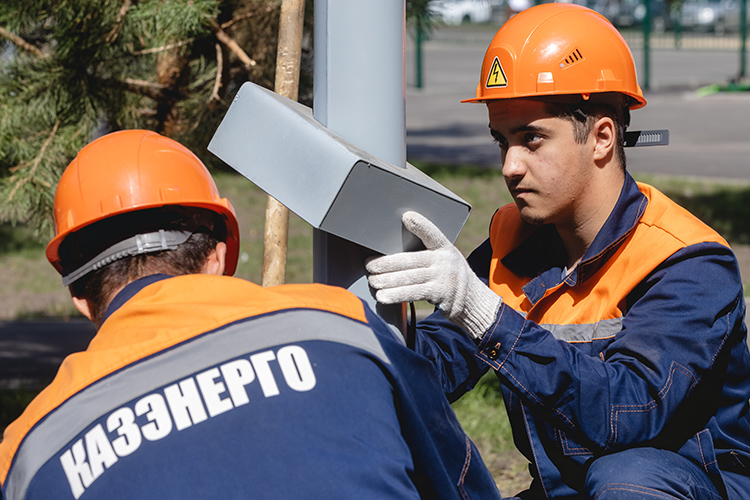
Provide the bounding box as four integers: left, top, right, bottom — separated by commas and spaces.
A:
407, 301, 416, 350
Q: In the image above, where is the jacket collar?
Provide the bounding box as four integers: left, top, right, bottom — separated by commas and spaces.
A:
102, 274, 174, 324
501, 172, 647, 295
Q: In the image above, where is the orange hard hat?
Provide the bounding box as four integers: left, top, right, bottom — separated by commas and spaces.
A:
46, 129, 240, 279
462, 3, 646, 109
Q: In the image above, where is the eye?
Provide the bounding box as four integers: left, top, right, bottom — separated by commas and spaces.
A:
523, 132, 544, 151
492, 135, 508, 151
524, 132, 543, 144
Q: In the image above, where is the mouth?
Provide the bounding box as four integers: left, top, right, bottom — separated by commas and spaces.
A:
510, 186, 534, 198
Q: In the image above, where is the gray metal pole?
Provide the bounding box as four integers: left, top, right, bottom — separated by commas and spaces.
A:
313, 0, 408, 334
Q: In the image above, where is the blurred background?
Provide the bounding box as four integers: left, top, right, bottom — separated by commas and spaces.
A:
1, 3, 748, 493
406, 0, 750, 176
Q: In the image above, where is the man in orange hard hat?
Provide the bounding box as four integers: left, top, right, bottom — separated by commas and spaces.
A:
368, 3, 750, 499
0, 130, 504, 500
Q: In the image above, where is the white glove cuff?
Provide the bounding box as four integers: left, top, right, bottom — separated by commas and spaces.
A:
448, 282, 502, 340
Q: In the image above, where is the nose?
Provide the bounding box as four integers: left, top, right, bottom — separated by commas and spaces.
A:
501, 146, 525, 180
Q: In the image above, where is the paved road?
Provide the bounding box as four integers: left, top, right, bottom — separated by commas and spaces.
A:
405, 26, 750, 180
0, 319, 95, 389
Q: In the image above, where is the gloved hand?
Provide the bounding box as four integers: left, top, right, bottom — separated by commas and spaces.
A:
366, 211, 502, 339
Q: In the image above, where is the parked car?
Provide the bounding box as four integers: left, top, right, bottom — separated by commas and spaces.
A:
430, 0, 501, 24
678, 0, 747, 34
591, 0, 672, 32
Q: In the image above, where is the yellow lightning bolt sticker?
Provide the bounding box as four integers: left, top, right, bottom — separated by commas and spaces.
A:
485, 57, 508, 88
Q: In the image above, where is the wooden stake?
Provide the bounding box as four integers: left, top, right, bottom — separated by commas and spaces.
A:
262, 0, 305, 287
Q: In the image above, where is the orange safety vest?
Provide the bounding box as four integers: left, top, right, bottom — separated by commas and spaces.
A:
488, 182, 728, 336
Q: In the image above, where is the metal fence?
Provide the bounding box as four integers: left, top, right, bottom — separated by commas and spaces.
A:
415, 0, 749, 91
581, 0, 749, 88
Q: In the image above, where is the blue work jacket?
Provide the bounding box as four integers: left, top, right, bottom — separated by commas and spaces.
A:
1, 274, 502, 500
416, 173, 750, 498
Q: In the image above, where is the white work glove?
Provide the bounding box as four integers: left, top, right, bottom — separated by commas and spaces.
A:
366, 211, 502, 339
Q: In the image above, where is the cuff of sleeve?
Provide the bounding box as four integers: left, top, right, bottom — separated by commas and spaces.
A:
452, 287, 503, 340
475, 302, 526, 369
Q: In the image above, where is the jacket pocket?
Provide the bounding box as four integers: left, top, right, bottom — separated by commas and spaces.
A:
555, 428, 594, 458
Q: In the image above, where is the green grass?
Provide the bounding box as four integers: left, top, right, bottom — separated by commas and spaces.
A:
451, 370, 514, 447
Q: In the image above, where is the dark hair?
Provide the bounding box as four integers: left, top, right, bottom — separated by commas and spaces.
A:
542, 93, 631, 170
60, 207, 227, 325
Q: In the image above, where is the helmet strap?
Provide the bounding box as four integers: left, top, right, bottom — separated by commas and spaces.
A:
61, 229, 193, 286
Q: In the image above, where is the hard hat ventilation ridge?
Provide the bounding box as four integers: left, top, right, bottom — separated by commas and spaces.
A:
560, 48, 584, 69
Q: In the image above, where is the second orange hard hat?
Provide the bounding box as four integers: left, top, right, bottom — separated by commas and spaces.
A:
463, 3, 647, 109
46, 130, 240, 279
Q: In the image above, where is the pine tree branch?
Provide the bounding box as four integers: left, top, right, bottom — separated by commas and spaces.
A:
207, 18, 257, 69
220, 5, 275, 30
8, 161, 30, 175
105, 0, 133, 44
102, 77, 184, 101
0, 26, 45, 57
8, 120, 60, 202
209, 43, 224, 106
220, 12, 255, 30
132, 39, 194, 56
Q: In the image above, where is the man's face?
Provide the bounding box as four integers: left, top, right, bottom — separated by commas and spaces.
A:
487, 98, 595, 227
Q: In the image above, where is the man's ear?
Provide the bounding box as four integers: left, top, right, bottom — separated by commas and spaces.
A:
592, 116, 616, 163
202, 242, 227, 276
71, 295, 94, 322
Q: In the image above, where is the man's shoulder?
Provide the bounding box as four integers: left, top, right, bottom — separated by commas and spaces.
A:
637, 182, 729, 248
145, 275, 368, 324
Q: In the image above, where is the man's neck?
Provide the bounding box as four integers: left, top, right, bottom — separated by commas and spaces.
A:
558, 171, 625, 272
99, 274, 175, 327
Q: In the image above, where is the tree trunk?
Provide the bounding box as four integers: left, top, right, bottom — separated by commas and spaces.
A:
155, 47, 190, 135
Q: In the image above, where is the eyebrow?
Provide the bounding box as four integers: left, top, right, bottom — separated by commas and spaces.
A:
489, 123, 550, 140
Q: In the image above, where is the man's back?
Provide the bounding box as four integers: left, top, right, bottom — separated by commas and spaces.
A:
1, 274, 501, 499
